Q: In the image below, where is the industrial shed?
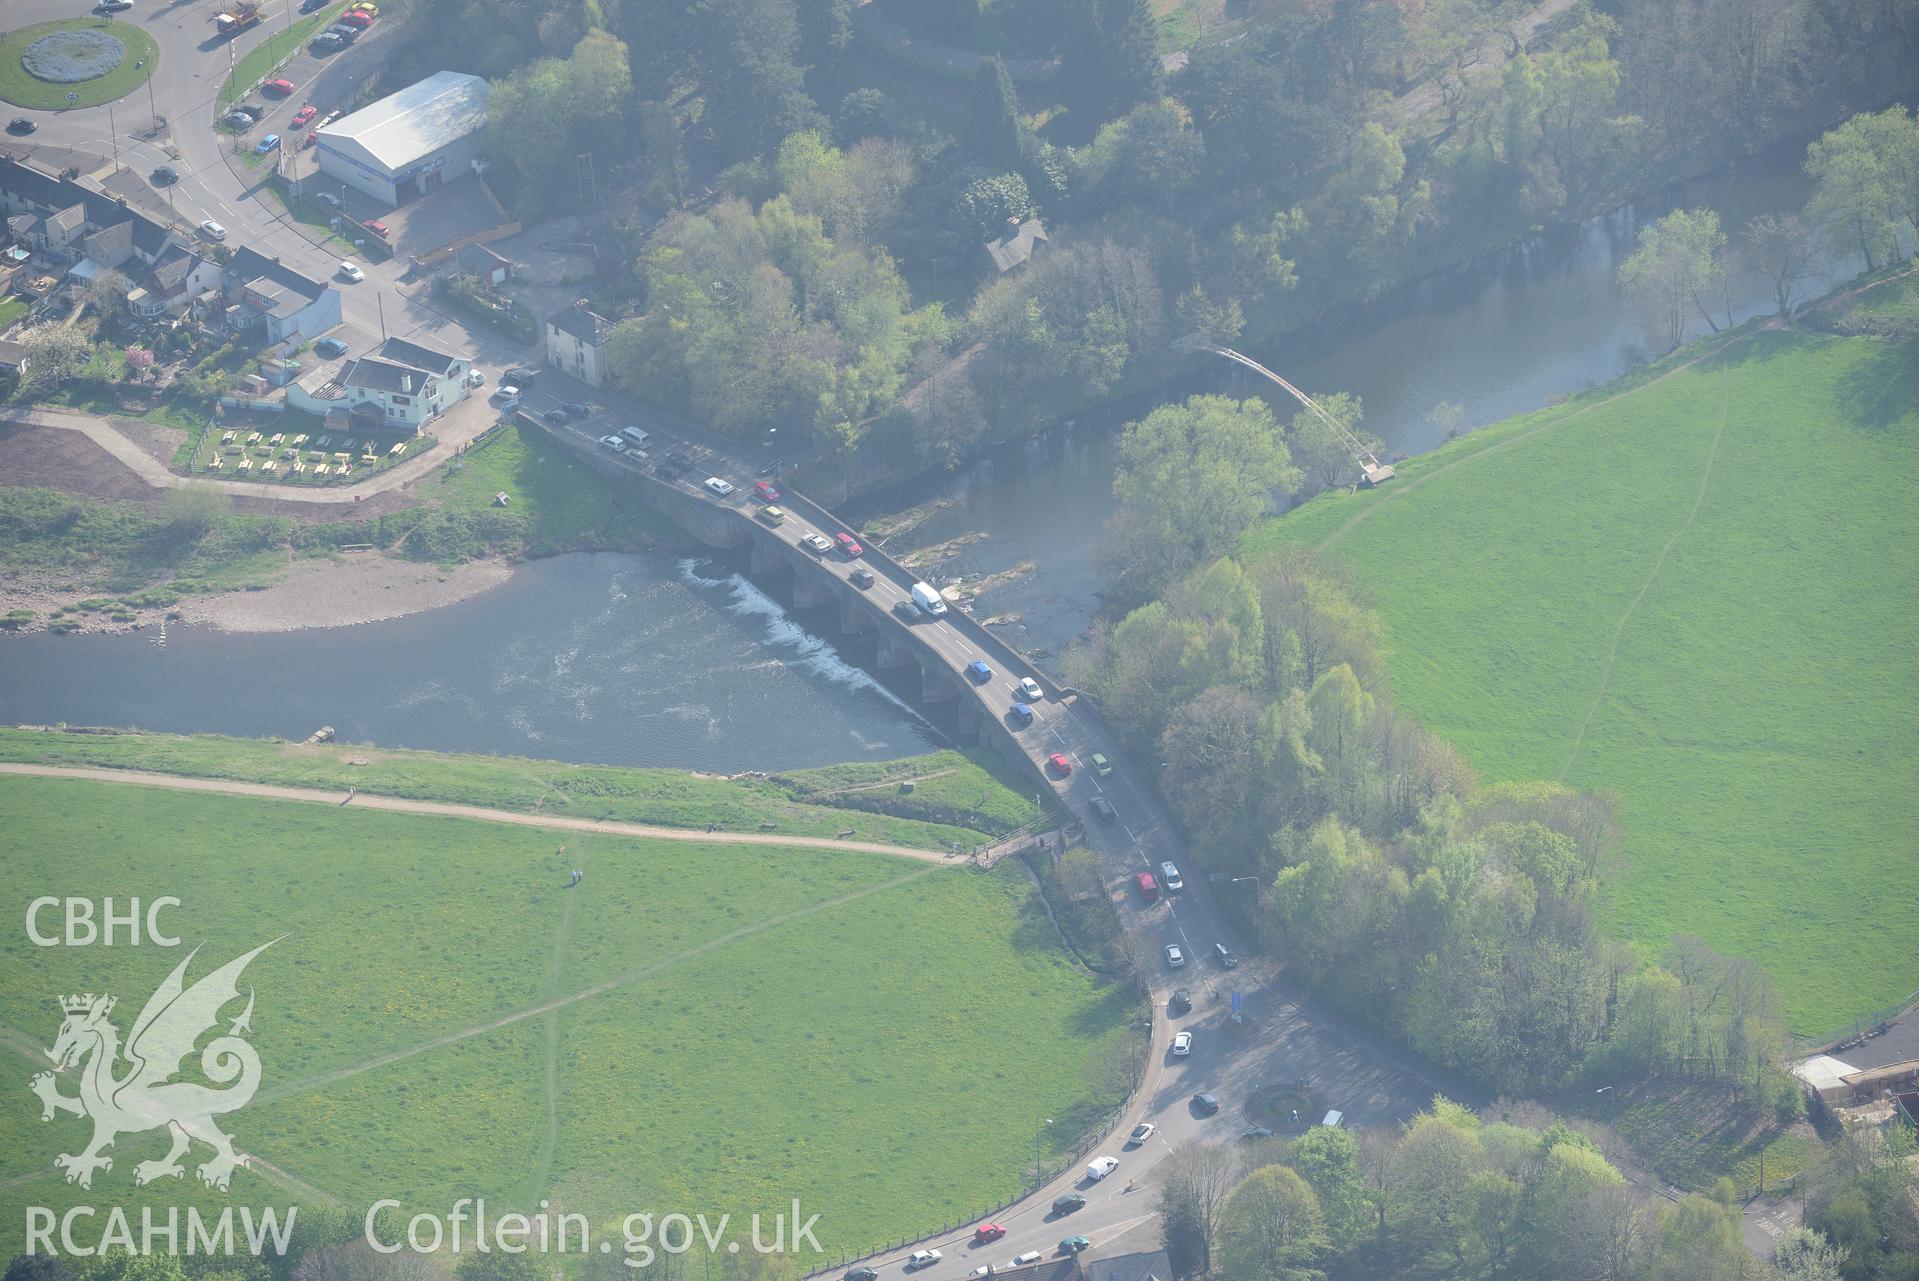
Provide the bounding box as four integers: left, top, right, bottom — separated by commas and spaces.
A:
314, 71, 490, 206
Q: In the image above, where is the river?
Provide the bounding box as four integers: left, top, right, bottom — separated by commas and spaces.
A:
0, 145, 1861, 765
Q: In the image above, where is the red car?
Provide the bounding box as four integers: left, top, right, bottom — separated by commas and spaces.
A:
973, 1225, 1006, 1244
835, 531, 863, 558
753, 480, 780, 502
291, 105, 317, 127
361, 218, 389, 238
339, 9, 373, 26
305, 129, 319, 146
263, 79, 295, 97
1047, 752, 1072, 777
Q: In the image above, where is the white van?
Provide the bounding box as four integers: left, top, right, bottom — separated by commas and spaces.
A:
911, 582, 947, 616
621, 426, 652, 449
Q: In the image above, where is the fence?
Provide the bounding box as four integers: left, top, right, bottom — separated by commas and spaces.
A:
1793, 986, 1919, 1056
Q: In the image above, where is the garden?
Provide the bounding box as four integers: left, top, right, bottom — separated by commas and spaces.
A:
185, 417, 433, 487
0, 18, 159, 110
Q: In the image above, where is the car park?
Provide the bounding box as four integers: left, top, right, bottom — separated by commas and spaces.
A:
1169, 988, 1191, 1015
835, 531, 863, 558
599, 434, 625, 451
198, 220, 227, 241
966, 659, 993, 683
1018, 677, 1044, 701
263, 79, 295, 96
753, 480, 780, 502
906, 1251, 941, 1270
1088, 796, 1116, 823
1007, 1253, 1042, 1268
1086, 1156, 1119, 1181
1090, 753, 1113, 778
703, 477, 736, 498
1214, 942, 1238, 969
6, 118, 35, 135
1193, 1092, 1220, 1116
1127, 1122, 1156, 1146
1160, 862, 1184, 892
757, 505, 787, 526
1051, 1194, 1085, 1215
1047, 752, 1072, 776
151, 165, 178, 185
802, 532, 833, 554
973, 1225, 1006, 1244
360, 218, 389, 239
1058, 1238, 1090, 1256
851, 567, 875, 589
1009, 703, 1034, 727
1165, 944, 1185, 968
292, 105, 318, 127
1172, 1031, 1193, 1056
336, 261, 363, 283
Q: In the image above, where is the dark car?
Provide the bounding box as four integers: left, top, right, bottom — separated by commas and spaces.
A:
505, 366, 540, 387
1051, 1194, 1085, 1216
1009, 703, 1035, 728
311, 31, 344, 50
1193, 1093, 1220, 1116
234, 103, 265, 121
543, 408, 571, 425
314, 336, 349, 359
565, 400, 590, 417
151, 165, 178, 186
850, 567, 875, 589
1088, 796, 1116, 823
1240, 1126, 1275, 1141
300, 0, 327, 9
1169, 988, 1192, 1016
326, 22, 360, 40
892, 600, 921, 622
7, 118, 36, 135
845, 1270, 877, 1281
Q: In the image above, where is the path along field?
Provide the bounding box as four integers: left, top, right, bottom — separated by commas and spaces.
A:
0, 773, 1134, 1259
1245, 303, 1919, 1034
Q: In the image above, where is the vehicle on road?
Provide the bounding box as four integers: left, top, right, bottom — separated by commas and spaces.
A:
1214, 942, 1238, 969
906, 1251, 941, 1270
845, 1270, 876, 1281
565, 400, 591, 417
466, 369, 486, 388
968, 1268, 993, 1279
1193, 1092, 1220, 1116
1172, 1031, 1193, 1056
702, 477, 736, 498
1126, 1122, 1156, 1146
753, 480, 779, 502
1168, 989, 1191, 1015
599, 434, 625, 452
801, 532, 833, 554
1160, 861, 1184, 892
1136, 872, 1159, 903
1051, 1194, 1085, 1216
1009, 703, 1034, 727
1088, 796, 1116, 823
97, 0, 134, 11
1047, 752, 1072, 777
492, 389, 520, 411
6, 118, 35, 135
214, 2, 263, 34
300, 0, 327, 10
543, 408, 571, 425
973, 1225, 1005, 1244
621, 427, 652, 448
835, 531, 863, 558
892, 600, 921, 622
966, 659, 992, 684
505, 366, 540, 387
490, 383, 520, 403
1007, 1252, 1042, 1268
1090, 753, 1113, 778
757, 505, 786, 526
1017, 677, 1044, 702
1058, 1238, 1090, 1256
851, 567, 875, 589
1086, 1156, 1119, 1181
263, 79, 295, 97
910, 581, 947, 616
360, 218, 389, 238
1165, 944, 1185, 968
151, 165, 178, 185
336, 261, 363, 283
198, 220, 227, 242
292, 106, 318, 127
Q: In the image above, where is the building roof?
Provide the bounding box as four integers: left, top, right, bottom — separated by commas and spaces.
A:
47, 205, 87, 238
147, 247, 202, 294
0, 157, 173, 257
0, 338, 28, 369
342, 355, 437, 395
227, 247, 329, 305
985, 217, 1048, 273
1082, 1250, 1171, 1281
376, 335, 462, 378
547, 302, 611, 346
82, 220, 134, 269
457, 240, 511, 274
315, 71, 489, 176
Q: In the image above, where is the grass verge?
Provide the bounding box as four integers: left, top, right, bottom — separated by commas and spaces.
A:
218, 4, 349, 109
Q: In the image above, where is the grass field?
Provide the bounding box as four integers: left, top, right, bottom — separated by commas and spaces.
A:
1245, 290, 1919, 1034
0, 726, 1044, 850
0, 19, 159, 110
0, 772, 1135, 1260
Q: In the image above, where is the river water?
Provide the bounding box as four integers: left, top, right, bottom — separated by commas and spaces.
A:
0, 145, 1861, 765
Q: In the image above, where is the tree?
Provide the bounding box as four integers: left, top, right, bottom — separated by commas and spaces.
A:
1618, 208, 1730, 351
87, 268, 130, 321
124, 344, 155, 381
1159, 1142, 1243, 1275
1805, 110, 1906, 272
1741, 212, 1821, 318
1108, 395, 1303, 587
835, 89, 892, 145
18, 323, 92, 389
795, 0, 853, 79
1429, 399, 1465, 441
1287, 392, 1382, 494
161, 482, 230, 541
1770, 1228, 1847, 1281
1287, 1124, 1371, 1249
693, 0, 820, 161
965, 56, 1025, 171
1217, 1165, 1328, 1281
1092, 0, 1162, 120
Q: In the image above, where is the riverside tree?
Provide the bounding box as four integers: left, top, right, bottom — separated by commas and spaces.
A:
1618, 208, 1731, 350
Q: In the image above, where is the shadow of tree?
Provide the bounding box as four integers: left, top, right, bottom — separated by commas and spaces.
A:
1834, 334, 1919, 433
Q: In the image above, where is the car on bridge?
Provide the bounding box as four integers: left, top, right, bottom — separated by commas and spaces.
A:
1017, 677, 1044, 702
753, 480, 780, 502
973, 1224, 1006, 1244
892, 600, 921, 622
966, 660, 993, 684
801, 532, 832, 554
1009, 703, 1034, 728
835, 532, 863, 558
757, 505, 786, 526
702, 477, 736, 498
1046, 752, 1072, 776
851, 567, 875, 589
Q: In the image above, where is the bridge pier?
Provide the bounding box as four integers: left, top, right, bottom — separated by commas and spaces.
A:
792, 572, 836, 609
920, 662, 958, 703
749, 537, 788, 576
838, 592, 873, 637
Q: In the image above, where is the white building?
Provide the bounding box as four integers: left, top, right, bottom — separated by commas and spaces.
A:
314, 71, 490, 207
288, 335, 471, 431
545, 301, 613, 388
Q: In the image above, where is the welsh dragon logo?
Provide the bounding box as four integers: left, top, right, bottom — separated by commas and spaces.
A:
30, 941, 276, 1192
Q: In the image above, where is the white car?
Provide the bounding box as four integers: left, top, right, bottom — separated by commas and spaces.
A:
599, 434, 626, 451
198, 219, 227, 241
466, 368, 486, 388
1007, 1254, 1042, 1269
1018, 677, 1044, 701
1172, 1031, 1193, 1057
801, 532, 833, 554
1166, 944, 1185, 968
337, 261, 364, 283
703, 477, 736, 498
906, 1251, 942, 1270
1086, 1156, 1120, 1181
1126, 1122, 1156, 1147
969, 1268, 993, 1279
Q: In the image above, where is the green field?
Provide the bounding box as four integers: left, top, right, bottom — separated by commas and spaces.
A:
0, 772, 1135, 1260
0, 19, 159, 110
1246, 297, 1919, 1033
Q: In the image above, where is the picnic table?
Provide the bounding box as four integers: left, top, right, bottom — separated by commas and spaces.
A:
245, 432, 261, 444
292, 434, 309, 445
315, 464, 330, 476
269, 433, 285, 445
332, 452, 350, 462
388, 441, 406, 456
237, 459, 252, 472
209, 456, 223, 469
221, 430, 235, 444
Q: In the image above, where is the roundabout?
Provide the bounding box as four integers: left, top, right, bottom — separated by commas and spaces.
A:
0, 18, 158, 110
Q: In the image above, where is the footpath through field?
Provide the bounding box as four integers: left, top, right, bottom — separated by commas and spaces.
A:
0, 764, 954, 862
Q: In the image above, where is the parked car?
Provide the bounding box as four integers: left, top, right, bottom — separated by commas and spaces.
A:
1137, 872, 1159, 903
466, 369, 486, 388
968, 1268, 994, 1279
150, 164, 178, 185
1160, 861, 1184, 892
315, 336, 349, 358
1047, 752, 1072, 776
311, 31, 344, 50
1017, 677, 1044, 702
1165, 944, 1185, 968
360, 218, 389, 238
1090, 753, 1113, 778
1193, 1092, 1220, 1116
96, 0, 134, 10
491, 386, 520, 411
801, 532, 832, 554
1241, 1126, 1276, 1140
1007, 1253, 1042, 1269
305, 128, 320, 146
1214, 942, 1238, 969
314, 191, 342, 207
198, 219, 227, 241
850, 567, 875, 589
1051, 1194, 1085, 1216
603, 434, 632, 452
292, 105, 317, 126
1172, 1031, 1193, 1057
348, 0, 380, 11
753, 480, 780, 502
973, 1225, 1006, 1244
220, 110, 253, 128
1057, 1238, 1090, 1256
505, 366, 540, 386
1086, 1156, 1119, 1181
263, 79, 295, 96
1321, 1110, 1344, 1128
906, 1252, 941, 1271
1169, 988, 1191, 1015
845, 1271, 876, 1281
1088, 796, 1116, 823
6, 118, 35, 135
325, 22, 359, 41
702, 477, 736, 498
1127, 1122, 1156, 1146
834, 531, 863, 558
336, 261, 363, 283
339, 9, 373, 26
966, 659, 992, 684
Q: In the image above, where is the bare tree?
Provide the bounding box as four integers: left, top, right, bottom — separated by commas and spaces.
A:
1741, 213, 1821, 318
1563, 1182, 1652, 1281
1160, 1141, 1244, 1273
